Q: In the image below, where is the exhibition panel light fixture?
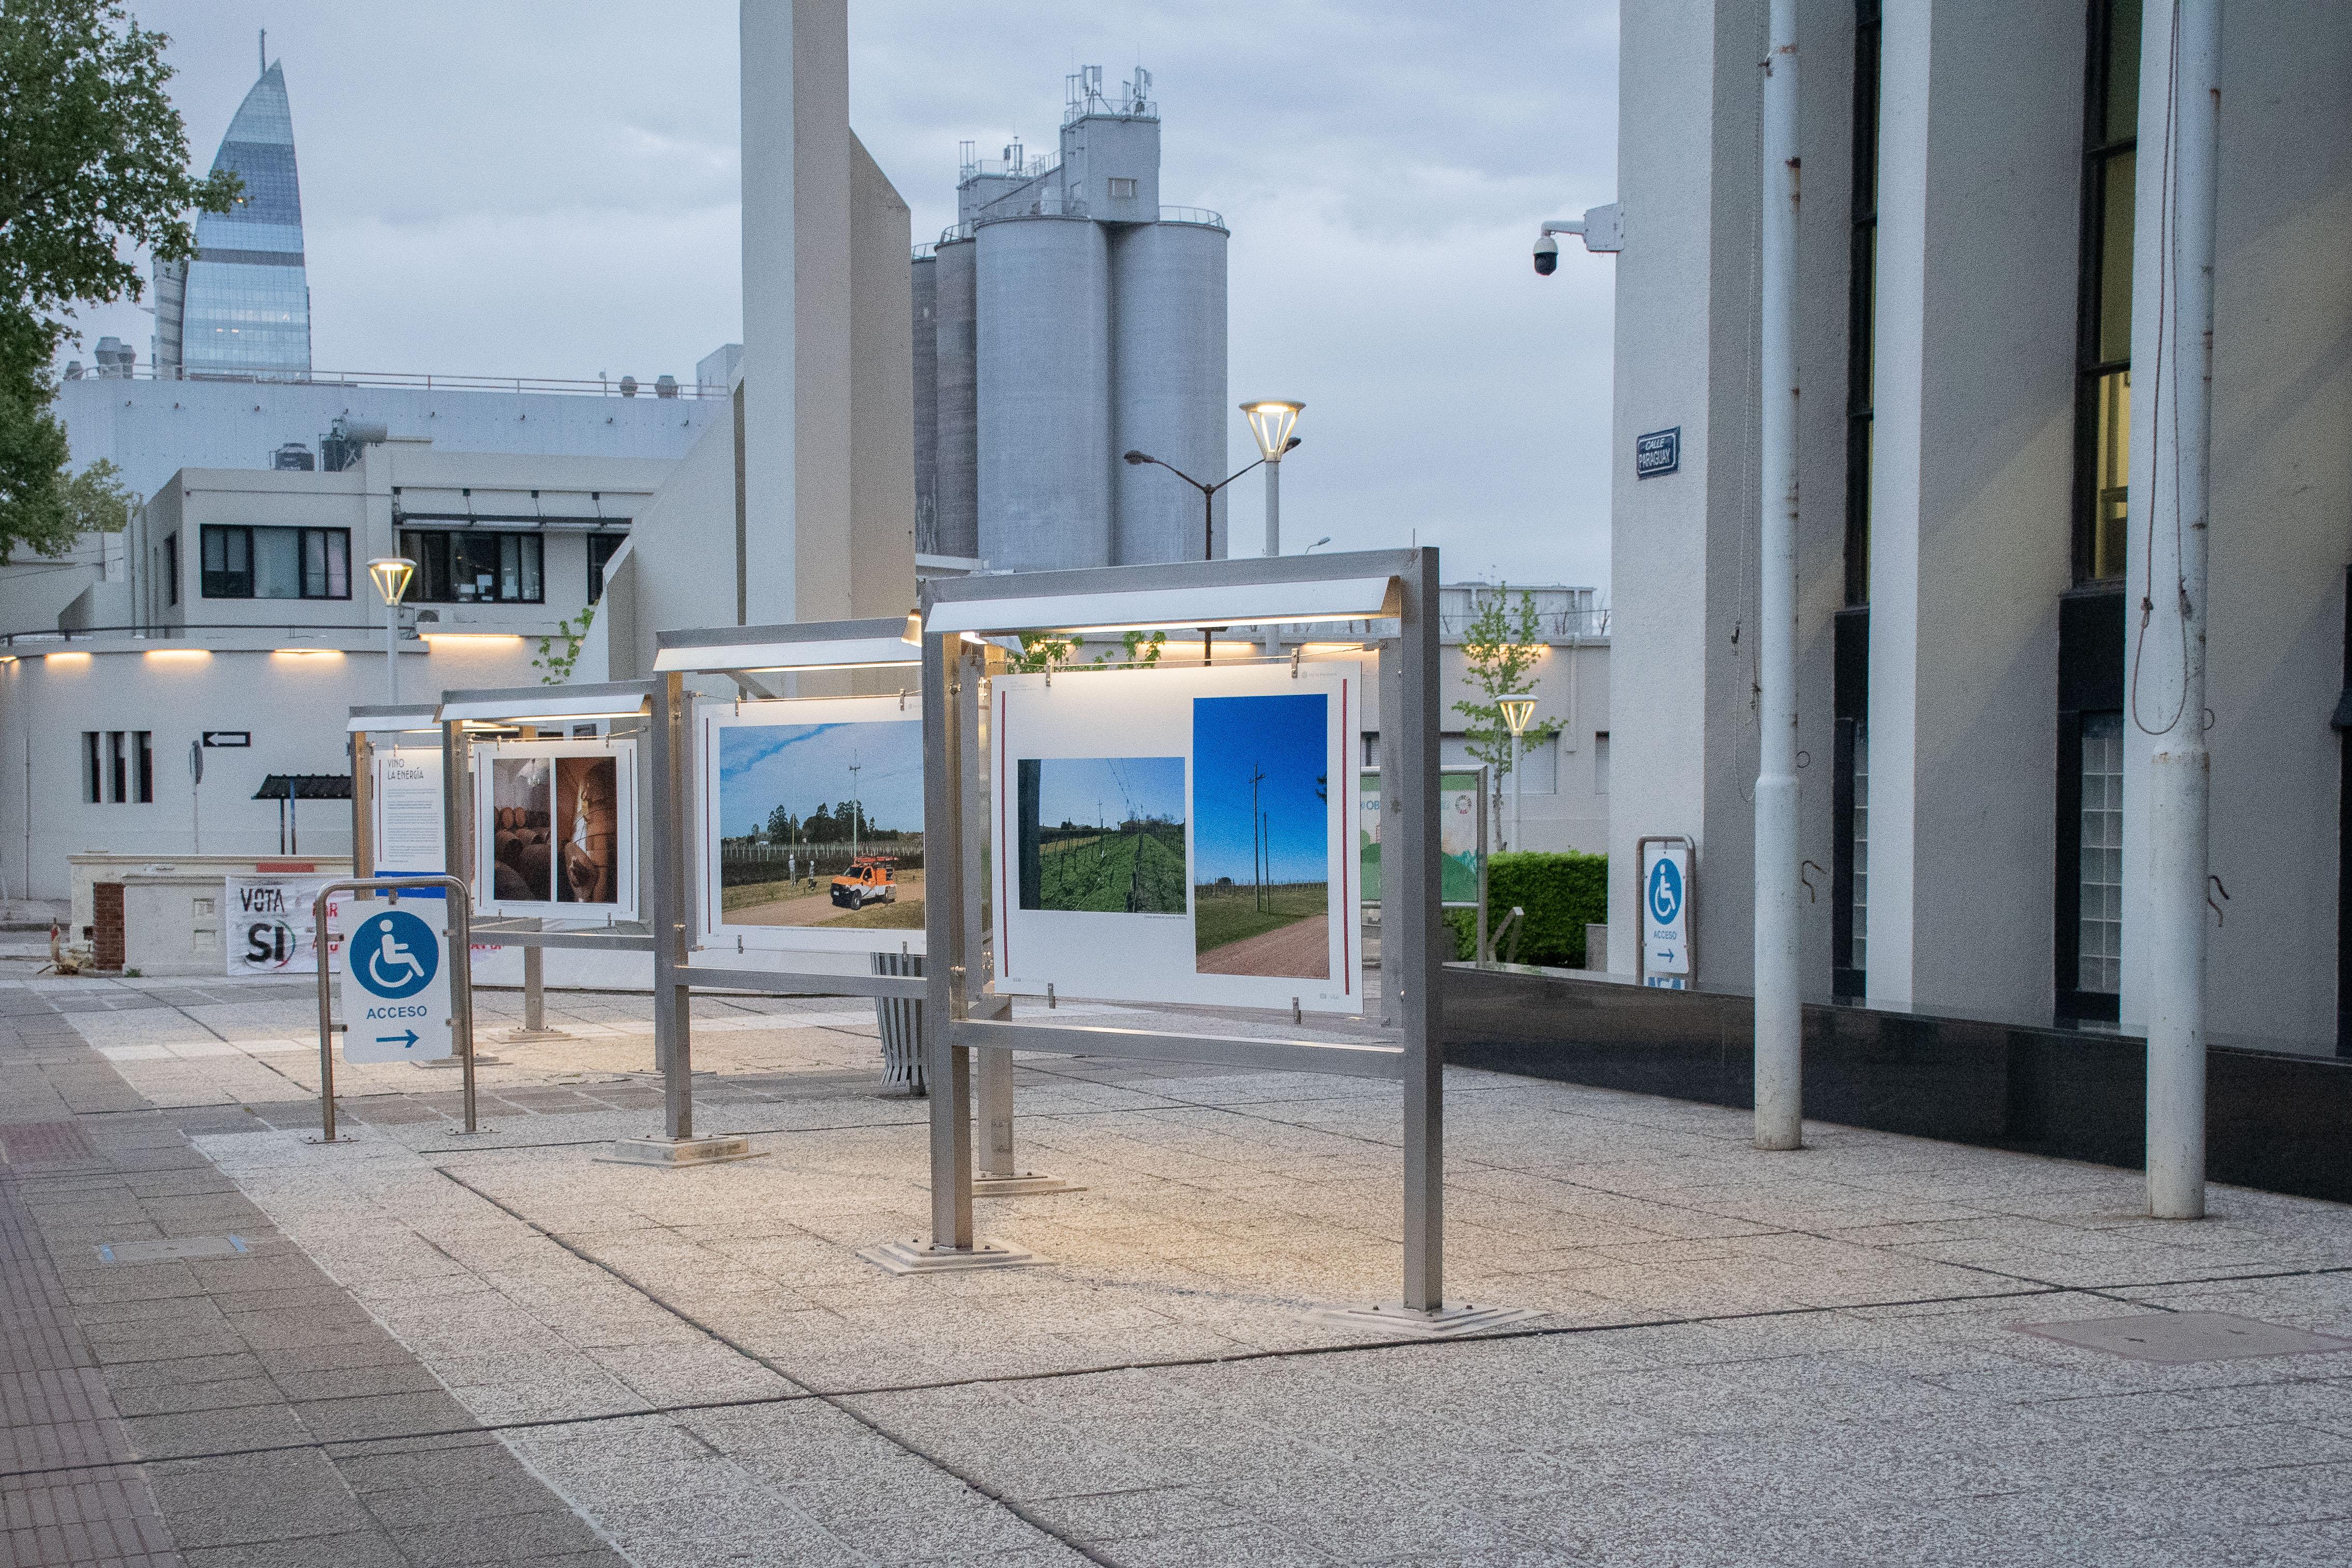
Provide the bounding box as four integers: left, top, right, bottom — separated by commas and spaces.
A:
924, 575, 1399, 638
438, 685, 652, 725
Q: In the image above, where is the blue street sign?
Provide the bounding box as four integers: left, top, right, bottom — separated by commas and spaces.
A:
1636, 426, 1681, 479
341, 906, 451, 1063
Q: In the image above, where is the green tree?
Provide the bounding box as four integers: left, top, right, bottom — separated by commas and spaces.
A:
1, 2, 238, 561
1450, 585, 1564, 850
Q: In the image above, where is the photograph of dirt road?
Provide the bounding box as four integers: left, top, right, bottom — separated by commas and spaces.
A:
1016, 756, 1187, 914
715, 720, 923, 932
1192, 693, 1331, 978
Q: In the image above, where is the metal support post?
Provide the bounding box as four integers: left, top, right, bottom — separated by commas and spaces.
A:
1510, 730, 1524, 855
865, 633, 1035, 1270
1752, 0, 1804, 1154
1377, 641, 1402, 1026
609, 675, 751, 1166
1474, 766, 1490, 966
384, 601, 400, 705
1260, 460, 1282, 657
1398, 547, 1445, 1310
2144, 0, 2221, 1220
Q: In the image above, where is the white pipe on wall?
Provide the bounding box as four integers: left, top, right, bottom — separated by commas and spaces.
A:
1753, 0, 1803, 1153
2142, 0, 2221, 1221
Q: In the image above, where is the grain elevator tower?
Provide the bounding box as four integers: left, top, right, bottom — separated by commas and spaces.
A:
913, 66, 1229, 572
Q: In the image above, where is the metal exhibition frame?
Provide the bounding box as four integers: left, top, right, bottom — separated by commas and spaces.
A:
886, 547, 1528, 1333
655, 615, 1076, 1198
430, 678, 752, 1164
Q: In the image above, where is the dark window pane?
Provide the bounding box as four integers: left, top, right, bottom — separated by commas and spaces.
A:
325, 530, 348, 598
163, 535, 179, 606
2104, 0, 2142, 146
253, 528, 302, 599
135, 732, 153, 803
83, 732, 100, 803
588, 533, 624, 603
2091, 370, 2130, 580
2097, 149, 2135, 365
200, 526, 252, 598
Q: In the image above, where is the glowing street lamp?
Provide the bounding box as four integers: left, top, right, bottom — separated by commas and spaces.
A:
1240, 400, 1305, 558
1499, 697, 1538, 853
367, 557, 416, 703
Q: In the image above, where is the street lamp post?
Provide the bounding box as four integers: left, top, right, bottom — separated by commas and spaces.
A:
1499, 697, 1537, 855
1240, 400, 1305, 558
1124, 438, 1303, 564
366, 557, 416, 704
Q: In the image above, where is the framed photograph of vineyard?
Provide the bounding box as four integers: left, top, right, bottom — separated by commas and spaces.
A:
989, 660, 1362, 1014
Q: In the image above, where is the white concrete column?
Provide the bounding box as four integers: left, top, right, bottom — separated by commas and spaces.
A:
738, 0, 852, 627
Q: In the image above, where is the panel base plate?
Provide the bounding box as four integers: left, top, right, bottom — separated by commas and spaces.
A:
859, 1238, 1041, 1275
973, 1171, 1085, 1197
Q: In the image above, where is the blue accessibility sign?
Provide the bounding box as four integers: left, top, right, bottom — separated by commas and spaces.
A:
1646, 857, 1683, 926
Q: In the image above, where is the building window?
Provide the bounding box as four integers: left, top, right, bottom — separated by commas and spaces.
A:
1593, 732, 1609, 796
1845, 0, 1881, 608
400, 530, 545, 604
2074, 0, 2140, 582
162, 534, 179, 606
135, 731, 153, 803
200, 525, 350, 599
1108, 177, 1137, 199
82, 732, 99, 804
2077, 712, 2125, 994
588, 533, 625, 604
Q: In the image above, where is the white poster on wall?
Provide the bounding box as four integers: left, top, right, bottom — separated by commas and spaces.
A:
471, 739, 638, 922
225, 874, 344, 976
991, 660, 1363, 1015
697, 696, 928, 956
372, 745, 445, 878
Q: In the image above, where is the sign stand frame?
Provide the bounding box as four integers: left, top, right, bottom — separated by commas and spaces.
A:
309, 873, 480, 1142
877, 548, 1531, 1336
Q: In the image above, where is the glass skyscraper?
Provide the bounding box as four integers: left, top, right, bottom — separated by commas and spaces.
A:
154, 53, 311, 380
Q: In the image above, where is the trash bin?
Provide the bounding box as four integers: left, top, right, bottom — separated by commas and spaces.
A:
870, 950, 924, 1094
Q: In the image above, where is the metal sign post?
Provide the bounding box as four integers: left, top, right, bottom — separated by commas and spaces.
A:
309, 874, 479, 1143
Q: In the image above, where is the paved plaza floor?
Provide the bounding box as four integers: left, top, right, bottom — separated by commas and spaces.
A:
4, 963, 2351, 1566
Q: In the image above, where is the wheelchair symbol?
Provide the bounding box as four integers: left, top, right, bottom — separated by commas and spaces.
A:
1647, 857, 1683, 926
354, 910, 437, 1000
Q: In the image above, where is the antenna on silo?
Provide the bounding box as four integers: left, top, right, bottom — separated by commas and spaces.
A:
258, 29, 267, 76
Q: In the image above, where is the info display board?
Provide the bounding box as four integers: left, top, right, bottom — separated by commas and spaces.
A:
470, 739, 638, 922
225, 873, 343, 977
991, 661, 1362, 1015
696, 695, 927, 955
371, 745, 445, 880
1357, 768, 1485, 907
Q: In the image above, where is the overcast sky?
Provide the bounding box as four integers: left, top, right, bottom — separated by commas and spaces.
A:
68, 2, 1620, 590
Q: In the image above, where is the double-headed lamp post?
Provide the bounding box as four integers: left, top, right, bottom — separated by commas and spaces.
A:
366, 557, 416, 703
1498, 697, 1537, 854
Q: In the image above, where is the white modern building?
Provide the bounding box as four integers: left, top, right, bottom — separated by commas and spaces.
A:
1599, 1, 2350, 1057
0, 440, 672, 898
911, 66, 1229, 572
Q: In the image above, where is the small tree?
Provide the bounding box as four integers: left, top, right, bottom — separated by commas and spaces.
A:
0, 3, 240, 561
1451, 585, 1563, 850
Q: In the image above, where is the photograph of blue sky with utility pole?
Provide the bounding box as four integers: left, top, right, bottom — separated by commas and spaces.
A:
715, 719, 923, 930
1192, 693, 1331, 978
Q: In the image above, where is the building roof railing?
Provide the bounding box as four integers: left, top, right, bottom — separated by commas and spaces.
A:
62, 365, 715, 399
939, 203, 1225, 247
1156, 206, 1227, 230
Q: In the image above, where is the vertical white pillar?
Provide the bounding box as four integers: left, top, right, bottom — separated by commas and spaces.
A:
2139, 0, 2221, 1220
1752, 0, 1803, 1151
738, 0, 852, 627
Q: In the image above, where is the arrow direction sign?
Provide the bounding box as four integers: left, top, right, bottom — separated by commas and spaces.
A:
340, 906, 451, 1064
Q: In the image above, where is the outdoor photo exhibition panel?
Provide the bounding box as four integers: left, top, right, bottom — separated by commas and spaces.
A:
697, 693, 928, 958
991, 661, 1360, 1015
469, 737, 640, 923
904, 549, 1524, 1331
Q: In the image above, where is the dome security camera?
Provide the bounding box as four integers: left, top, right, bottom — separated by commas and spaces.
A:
1533, 233, 1559, 276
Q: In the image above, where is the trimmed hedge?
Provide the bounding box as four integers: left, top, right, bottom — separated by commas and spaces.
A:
1442, 851, 1608, 967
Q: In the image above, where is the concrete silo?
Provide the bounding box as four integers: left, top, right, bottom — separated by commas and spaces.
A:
1111, 218, 1228, 563
930, 237, 979, 561
910, 248, 938, 557
912, 66, 1228, 572
976, 216, 1112, 571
